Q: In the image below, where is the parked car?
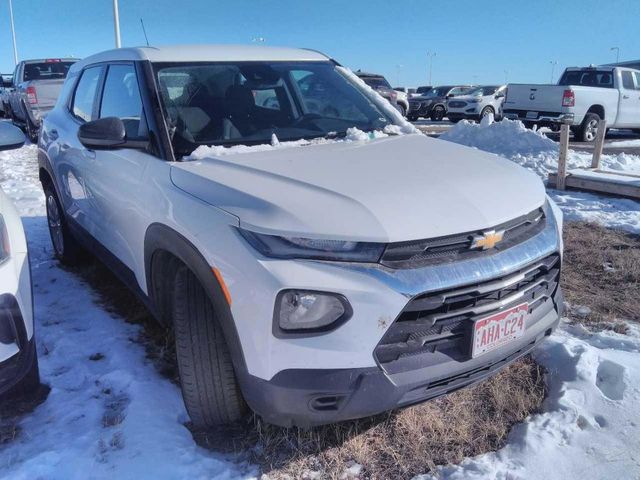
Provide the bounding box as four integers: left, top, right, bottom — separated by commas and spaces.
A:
446, 85, 507, 123
0, 74, 13, 117
7, 58, 78, 142
503, 66, 640, 141
407, 85, 474, 121
0, 122, 40, 398
40, 45, 564, 428
355, 71, 403, 114
413, 85, 432, 96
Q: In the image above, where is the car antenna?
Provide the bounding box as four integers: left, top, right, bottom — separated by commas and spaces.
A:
140, 18, 150, 46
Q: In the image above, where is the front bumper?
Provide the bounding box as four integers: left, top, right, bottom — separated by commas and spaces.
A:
0, 294, 36, 395
243, 287, 562, 427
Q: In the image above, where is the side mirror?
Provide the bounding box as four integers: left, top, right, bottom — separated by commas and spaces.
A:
0, 122, 25, 151
446, 93, 454, 98
78, 117, 147, 150
495, 92, 505, 98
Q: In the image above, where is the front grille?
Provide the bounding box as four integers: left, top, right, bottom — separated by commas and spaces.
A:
374, 253, 560, 371
380, 207, 545, 269
448, 101, 467, 108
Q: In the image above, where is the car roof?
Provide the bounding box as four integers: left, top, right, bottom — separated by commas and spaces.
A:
21, 58, 79, 64
72, 44, 330, 72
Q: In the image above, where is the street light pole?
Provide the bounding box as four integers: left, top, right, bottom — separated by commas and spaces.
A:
113, 0, 122, 48
549, 60, 558, 83
610, 46, 620, 63
427, 51, 436, 85
8, 0, 18, 64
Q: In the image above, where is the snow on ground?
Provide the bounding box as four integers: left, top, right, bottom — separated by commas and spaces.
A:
440, 118, 640, 233
418, 322, 640, 480
0, 145, 253, 479
0, 118, 639, 480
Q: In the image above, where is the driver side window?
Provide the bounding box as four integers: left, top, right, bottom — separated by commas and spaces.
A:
99, 64, 148, 140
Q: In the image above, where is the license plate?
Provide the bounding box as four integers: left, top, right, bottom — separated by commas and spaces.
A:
472, 303, 528, 358
526, 111, 538, 119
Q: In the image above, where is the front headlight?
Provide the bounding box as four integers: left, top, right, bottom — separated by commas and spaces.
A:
275, 290, 352, 332
239, 229, 385, 262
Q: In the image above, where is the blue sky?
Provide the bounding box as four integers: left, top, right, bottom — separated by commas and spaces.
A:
0, 0, 637, 86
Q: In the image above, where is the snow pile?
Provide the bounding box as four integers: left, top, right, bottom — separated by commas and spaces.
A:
439, 117, 558, 157
188, 126, 396, 160
418, 321, 640, 480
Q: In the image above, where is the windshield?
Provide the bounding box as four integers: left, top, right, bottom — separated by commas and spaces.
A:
154, 62, 394, 156
360, 76, 391, 89
23, 61, 75, 81
465, 85, 500, 96
558, 70, 614, 88
424, 87, 450, 98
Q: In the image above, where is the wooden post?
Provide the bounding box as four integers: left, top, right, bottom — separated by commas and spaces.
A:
556, 123, 570, 190
591, 119, 607, 169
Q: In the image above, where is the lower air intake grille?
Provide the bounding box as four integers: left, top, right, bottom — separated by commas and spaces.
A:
374, 254, 560, 371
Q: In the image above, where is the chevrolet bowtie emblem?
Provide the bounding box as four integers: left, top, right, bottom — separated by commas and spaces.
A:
470, 230, 505, 250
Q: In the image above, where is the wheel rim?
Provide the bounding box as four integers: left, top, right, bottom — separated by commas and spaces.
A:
482, 108, 493, 117
435, 107, 444, 119
46, 194, 64, 255
585, 119, 598, 141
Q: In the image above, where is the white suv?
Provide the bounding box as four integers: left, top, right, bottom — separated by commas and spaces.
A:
1, 123, 39, 398
446, 85, 507, 123
39, 45, 564, 428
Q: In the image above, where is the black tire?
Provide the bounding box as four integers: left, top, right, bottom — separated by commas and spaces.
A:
397, 104, 407, 117
407, 115, 418, 122
43, 183, 85, 265
172, 265, 247, 427
25, 116, 38, 144
577, 112, 601, 142
7, 344, 40, 397
430, 105, 445, 121
480, 106, 495, 120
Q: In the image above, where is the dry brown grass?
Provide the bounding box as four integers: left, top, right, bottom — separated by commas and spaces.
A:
190, 357, 545, 479
562, 221, 640, 330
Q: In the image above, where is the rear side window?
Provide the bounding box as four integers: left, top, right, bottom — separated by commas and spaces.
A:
99, 64, 147, 139
634, 72, 640, 90
72, 66, 102, 122
621, 71, 635, 90
559, 70, 614, 88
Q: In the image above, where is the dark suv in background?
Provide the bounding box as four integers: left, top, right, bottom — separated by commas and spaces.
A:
355, 71, 400, 112
407, 85, 473, 121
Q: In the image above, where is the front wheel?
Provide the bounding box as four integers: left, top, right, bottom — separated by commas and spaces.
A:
397, 104, 407, 117
25, 116, 38, 144
480, 106, 495, 120
407, 115, 418, 122
172, 266, 247, 427
431, 105, 446, 121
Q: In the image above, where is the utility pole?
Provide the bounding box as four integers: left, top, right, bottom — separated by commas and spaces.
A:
113, 0, 121, 48
549, 60, 558, 83
427, 51, 436, 85
610, 46, 620, 63
8, 0, 18, 64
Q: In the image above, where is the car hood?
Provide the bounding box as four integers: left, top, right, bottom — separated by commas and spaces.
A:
170, 134, 545, 243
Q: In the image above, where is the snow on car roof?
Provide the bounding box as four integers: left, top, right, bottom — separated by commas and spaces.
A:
72, 44, 330, 71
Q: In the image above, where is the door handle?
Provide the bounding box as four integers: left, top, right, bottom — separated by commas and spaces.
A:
622, 95, 630, 99
60, 142, 71, 152
49, 128, 58, 140
83, 149, 96, 160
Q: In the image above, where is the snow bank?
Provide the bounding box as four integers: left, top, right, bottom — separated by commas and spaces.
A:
417, 321, 640, 480
440, 117, 558, 157
439, 118, 640, 233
